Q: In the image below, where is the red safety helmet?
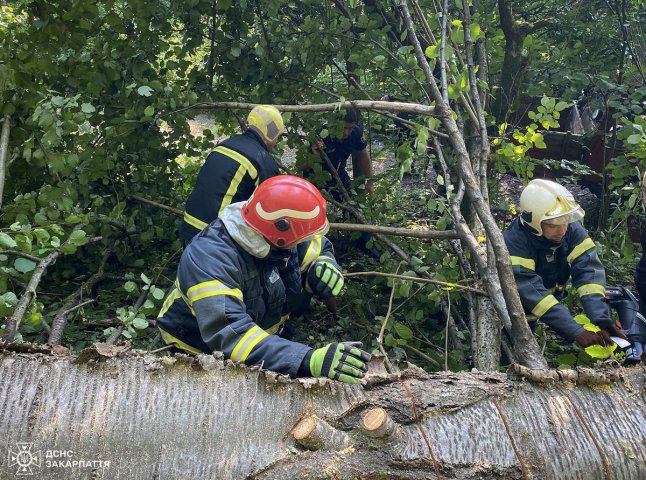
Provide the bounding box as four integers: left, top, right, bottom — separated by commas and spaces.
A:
242, 175, 329, 248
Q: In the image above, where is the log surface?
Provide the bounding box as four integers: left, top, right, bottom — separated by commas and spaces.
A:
0, 349, 644, 479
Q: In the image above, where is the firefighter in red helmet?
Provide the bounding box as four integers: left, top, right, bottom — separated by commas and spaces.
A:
157, 176, 370, 383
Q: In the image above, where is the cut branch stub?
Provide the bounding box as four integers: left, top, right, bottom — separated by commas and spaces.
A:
359, 407, 399, 440
292, 415, 352, 451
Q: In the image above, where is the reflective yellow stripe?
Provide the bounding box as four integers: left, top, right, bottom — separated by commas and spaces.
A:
183, 210, 208, 231
567, 238, 595, 263
218, 164, 247, 216
531, 294, 559, 319
265, 314, 289, 335
186, 279, 243, 305
511, 256, 535, 271
157, 287, 182, 318
214, 146, 258, 179
577, 283, 605, 297
300, 236, 323, 272
175, 279, 196, 315
158, 327, 202, 354
230, 325, 269, 363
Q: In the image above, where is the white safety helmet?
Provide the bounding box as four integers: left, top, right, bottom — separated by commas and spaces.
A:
519, 179, 585, 236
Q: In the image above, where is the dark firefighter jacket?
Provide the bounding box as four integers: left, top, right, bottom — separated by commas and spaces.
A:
635, 227, 646, 303
179, 130, 279, 243
157, 203, 341, 377
503, 217, 610, 342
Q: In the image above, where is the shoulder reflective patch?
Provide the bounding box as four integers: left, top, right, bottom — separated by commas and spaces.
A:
183, 211, 208, 231
577, 283, 605, 297
214, 146, 258, 179
511, 256, 536, 271
567, 237, 595, 264
186, 279, 243, 305
230, 325, 269, 363
531, 294, 559, 319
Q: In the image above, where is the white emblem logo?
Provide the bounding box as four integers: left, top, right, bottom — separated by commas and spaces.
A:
8, 443, 41, 476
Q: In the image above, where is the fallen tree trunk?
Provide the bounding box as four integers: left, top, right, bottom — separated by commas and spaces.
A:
0, 347, 644, 479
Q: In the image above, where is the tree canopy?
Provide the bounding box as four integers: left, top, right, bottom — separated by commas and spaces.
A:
1, 0, 645, 371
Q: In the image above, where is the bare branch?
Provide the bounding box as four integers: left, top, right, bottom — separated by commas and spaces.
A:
344, 271, 487, 295
0, 116, 10, 210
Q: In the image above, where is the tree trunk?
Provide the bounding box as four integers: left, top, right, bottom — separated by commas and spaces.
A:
473, 296, 501, 370
0, 348, 644, 479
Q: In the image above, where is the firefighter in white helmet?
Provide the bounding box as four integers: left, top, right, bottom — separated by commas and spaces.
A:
503, 179, 627, 347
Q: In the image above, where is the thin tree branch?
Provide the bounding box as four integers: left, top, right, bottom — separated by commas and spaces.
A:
0, 115, 10, 210
330, 222, 458, 240
344, 271, 487, 295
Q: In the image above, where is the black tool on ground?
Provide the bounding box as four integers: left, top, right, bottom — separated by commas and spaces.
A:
604, 286, 646, 364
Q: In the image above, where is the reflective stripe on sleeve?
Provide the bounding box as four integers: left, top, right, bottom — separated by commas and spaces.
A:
531, 294, 559, 319
183, 211, 208, 231
300, 236, 323, 272
218, 164, 247, 216
567, 238, 595, 263
174, 279, 196, 315
511, 256, 536, 270
577, 283, 605, 297
186, 279, 243, 305
158, 327, 202, 354
230, 325, 269, 363
157, 287, 182, 318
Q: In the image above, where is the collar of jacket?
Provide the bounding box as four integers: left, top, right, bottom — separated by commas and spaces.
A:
220, 202, 271, 258
244, 129, 270, 151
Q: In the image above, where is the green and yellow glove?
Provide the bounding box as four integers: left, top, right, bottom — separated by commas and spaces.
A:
309, 342, 371, 384
307, 260, 344, 299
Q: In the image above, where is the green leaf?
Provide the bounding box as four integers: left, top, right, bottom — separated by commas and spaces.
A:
152, 287, 165, 300
626, 134, 641, 145
81, 103, 96, 113
137, 86, 153, 97
132, 317, 149, 330
124, 281, 137, 293
68, 230, 87, 246
574, 314, 590, 325
0, 232, 17, 249
585, 344, 612, 359
144, 105, 155, 116
583, 323, 600, 333
555, 101, 569, 112
140, 273, 151, 285
424, 45, 438, 60
394, 322, 413, 340
14, 257, 37, 273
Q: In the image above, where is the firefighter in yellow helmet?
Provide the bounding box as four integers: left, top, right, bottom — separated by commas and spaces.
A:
180, 105, 285, 243
503, 179, 627, 348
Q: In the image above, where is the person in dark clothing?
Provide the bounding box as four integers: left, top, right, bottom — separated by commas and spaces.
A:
157, 176, 370, 383
180, 105, 284, 244
504, 179, 626, 347
635, 171, 646, 302
306, 110, 378, 257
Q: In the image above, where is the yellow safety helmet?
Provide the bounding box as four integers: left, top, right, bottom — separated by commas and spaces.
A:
247, 105, 284, 148
519, 179, 585, 236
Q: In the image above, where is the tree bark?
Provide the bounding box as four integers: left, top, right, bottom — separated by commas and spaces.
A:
0, 349, 644, 479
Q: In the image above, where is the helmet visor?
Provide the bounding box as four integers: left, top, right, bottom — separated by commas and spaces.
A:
542, 207, 585, 225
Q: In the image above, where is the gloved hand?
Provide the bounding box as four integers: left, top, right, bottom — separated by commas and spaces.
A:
575, 330, 613, 348
309, 342, 371, 384
307, 261, 344, 299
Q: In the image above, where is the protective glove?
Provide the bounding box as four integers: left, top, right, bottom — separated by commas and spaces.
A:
575, 330, 613, 348
309, 342, 371, 384
307, 260, 344, 300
